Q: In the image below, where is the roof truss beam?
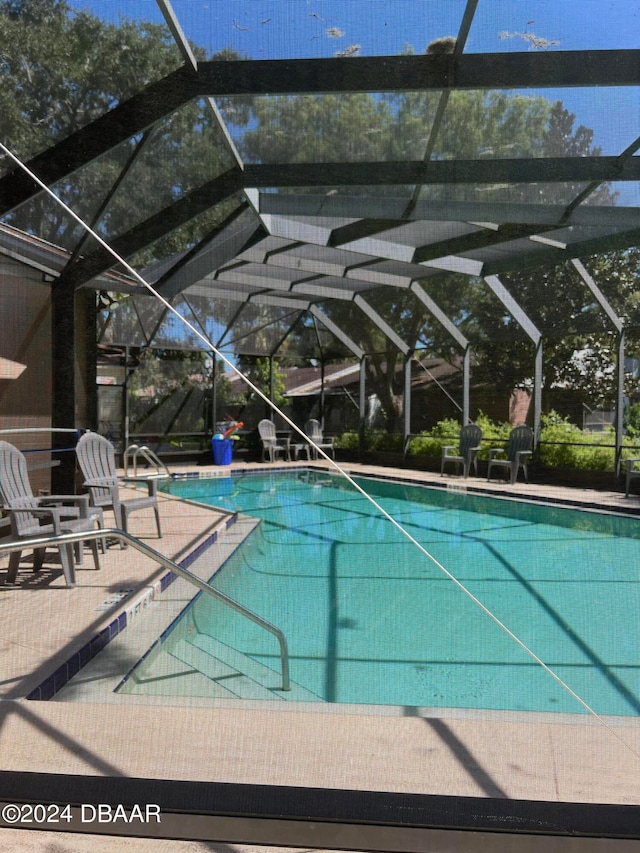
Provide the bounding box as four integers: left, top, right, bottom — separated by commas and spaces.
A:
353, 294, 411, 356
60, 167, 245, 290
484, 275, 541, 345
242, 158, 640, 188
0, 65, 199, 216
483, 226, 640, 276
309, 306, 365, 360
329, 219, 408, 248
413, 222, 558, 264
155, 207, 265, 300
571, 258, 624, 333
253, 192, 640, 228
193, 50, 640, 95
409, 283, 469, 350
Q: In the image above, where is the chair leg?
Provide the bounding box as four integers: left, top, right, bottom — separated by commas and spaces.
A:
88, 538, 101, 572
59, 543, 76, 587
114, 506, 127, 549
7, 551, 21, 583
92, 509, 106, 553
120, 510, 129, 546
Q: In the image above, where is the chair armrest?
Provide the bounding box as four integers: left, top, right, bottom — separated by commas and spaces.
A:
625, 458, 640, 473
442, 445, 456, 454
122, 476, 160, 497
39, 494, 90, 511
83, 477, 117, 488
515, 450, 533, 463
489, 448, 505, 460
3, 504, 66, 532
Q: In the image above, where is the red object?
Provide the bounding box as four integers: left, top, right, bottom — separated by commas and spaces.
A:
223, 421, 244, 438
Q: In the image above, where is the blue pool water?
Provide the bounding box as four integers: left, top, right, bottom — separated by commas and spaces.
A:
155, 471, 640, 715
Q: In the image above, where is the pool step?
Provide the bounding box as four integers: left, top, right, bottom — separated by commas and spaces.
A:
168, 633, 321, 702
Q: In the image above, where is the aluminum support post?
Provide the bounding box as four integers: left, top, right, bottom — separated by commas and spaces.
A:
533, 340, 543, 447
616, 330, 626, 476
403, 355, 412, 461
359, 356, 367, 461
463, 345, 471, 425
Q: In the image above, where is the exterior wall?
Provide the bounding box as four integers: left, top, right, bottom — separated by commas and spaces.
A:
0, 257, 53, 493
0, 255, 90, 494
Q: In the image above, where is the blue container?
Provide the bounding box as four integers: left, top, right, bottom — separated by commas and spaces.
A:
212, 437, 233, 465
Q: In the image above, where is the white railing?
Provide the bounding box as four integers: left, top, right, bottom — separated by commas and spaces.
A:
123, 444, 172, 479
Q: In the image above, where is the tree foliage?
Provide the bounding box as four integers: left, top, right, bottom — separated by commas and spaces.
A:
0, 0, 245, 255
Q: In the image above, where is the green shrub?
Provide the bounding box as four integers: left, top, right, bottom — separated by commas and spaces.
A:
336, 410, 625, 472
334, 431, 359, 450
538, 410, 615, 471
334, 431, 405, 452
408, 432, 450, 458
370, 432, 404, 452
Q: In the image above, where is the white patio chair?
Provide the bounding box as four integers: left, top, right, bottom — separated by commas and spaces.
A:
0, 441, 101, 587
76, 432, 162, 541
257, 419, 289, 462
304, 419, 335, 460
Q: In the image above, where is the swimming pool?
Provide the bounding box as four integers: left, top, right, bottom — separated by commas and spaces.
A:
121, 471, 640, 716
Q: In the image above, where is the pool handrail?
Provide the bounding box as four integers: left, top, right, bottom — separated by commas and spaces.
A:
0, 528, 290, 692
124, 444, 172, 479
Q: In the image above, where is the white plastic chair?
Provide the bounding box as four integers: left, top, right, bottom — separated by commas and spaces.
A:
76, 432, 162, 539
0, 441, 101, 587
304, 419, 335, 460
258, 419, 289, 462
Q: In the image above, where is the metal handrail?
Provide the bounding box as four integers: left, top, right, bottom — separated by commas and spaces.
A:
0, 528, 290, 691
123, 444, 172, 479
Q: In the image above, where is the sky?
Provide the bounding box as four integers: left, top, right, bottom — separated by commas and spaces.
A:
74, 0, 640, 203
76, 0, 640, 58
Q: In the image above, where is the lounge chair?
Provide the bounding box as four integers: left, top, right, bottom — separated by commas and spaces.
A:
304, 419, 335, 460
487, 425, 534, 484
76, 432, 162, 539
258, 419, 289, 462
0, 441, 101, 587
441, 423, 482, 478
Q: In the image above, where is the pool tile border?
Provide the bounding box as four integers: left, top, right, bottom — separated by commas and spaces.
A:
338, 467, 640, 518
25, 513, 239, 702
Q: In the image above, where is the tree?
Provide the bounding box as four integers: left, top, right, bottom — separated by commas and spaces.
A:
0, 0, 246, 256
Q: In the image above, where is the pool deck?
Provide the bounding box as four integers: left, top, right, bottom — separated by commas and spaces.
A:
1, 459, 639, 850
